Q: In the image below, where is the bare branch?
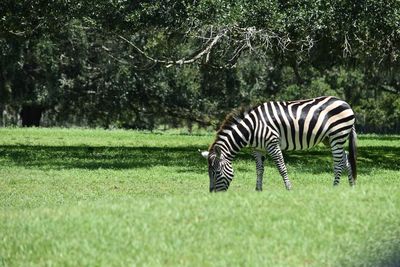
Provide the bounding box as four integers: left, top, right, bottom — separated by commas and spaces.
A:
166, 29, 226, 67
101, 45, 129, 65
380, 85, 400, 94
113, 25, 318, 69
118, 35, 168, 64
8, 30, 26, 37
118, 29, 227, 68
343, 34, 352, 57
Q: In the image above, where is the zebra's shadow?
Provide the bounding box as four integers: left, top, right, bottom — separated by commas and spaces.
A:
235, 145, 400, 174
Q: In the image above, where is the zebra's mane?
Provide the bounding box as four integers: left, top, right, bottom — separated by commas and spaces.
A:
209, 105, 254, 150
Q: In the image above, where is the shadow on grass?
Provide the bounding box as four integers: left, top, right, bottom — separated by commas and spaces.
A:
0, 145, 207, 173
358, 135, 400, 141
0, 144, 398, 174
344, 239, 400, 267
285, 145, 400, 173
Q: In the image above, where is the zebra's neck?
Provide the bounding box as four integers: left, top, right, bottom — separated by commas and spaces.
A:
212, 117, 254, 160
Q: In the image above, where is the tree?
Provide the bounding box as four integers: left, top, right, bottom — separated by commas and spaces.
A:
0, 0, 399, 132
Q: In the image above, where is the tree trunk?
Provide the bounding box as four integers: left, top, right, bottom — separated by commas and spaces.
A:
20, 105, 44, 127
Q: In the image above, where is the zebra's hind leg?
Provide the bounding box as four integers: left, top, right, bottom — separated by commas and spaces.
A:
345, 151, 356, 186
267, 143, 292, 190
253, 150, 265, 191
331, 145, 347, 186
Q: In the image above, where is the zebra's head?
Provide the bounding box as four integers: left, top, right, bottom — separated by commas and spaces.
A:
201, 146, 234, 192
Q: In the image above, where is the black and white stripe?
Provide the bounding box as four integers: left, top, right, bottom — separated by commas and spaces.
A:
202, 96, 357, 192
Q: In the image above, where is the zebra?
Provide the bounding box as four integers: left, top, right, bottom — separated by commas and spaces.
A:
201, 96, 357, 192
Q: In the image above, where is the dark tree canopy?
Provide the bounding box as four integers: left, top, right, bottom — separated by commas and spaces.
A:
0, 0, 399, 132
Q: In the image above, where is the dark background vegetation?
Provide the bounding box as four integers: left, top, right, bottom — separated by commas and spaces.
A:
1, 0, 399, 132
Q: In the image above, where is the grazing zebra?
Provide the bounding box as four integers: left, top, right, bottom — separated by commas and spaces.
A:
201, 96, 357, 192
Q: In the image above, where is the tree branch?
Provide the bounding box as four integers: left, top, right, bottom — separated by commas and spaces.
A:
101, 45, 130, 65
114, 26, 317, 69
379, 85, 400, 94
118, 29, 227, 68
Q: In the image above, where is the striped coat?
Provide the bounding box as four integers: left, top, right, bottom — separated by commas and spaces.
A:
202, 96, 357, 192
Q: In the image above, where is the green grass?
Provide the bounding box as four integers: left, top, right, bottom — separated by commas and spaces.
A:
1, 128, 399, 266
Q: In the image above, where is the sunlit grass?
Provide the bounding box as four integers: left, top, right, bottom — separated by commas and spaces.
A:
0, 128, 399, 266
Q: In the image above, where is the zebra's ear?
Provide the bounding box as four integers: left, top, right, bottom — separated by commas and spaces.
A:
199, 149, 209, 158
215, 146, 222, 160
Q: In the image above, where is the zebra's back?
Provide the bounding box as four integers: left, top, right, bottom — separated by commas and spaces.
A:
255, 96, 355, 151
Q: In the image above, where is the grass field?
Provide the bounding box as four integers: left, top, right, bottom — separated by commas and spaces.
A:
1, 128, 399, 266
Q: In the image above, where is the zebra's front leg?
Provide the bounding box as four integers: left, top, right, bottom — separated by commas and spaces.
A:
267, 143, 292, 190
253, 151, 265, 191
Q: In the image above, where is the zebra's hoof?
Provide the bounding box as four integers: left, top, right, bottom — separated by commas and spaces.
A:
255, 187, 263, 192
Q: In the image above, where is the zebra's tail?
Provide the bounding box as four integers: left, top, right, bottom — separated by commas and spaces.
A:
348, 125, 357, 182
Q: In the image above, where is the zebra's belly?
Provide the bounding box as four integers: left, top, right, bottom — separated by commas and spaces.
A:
279, 130, 322, 151
280, 127, 352, 151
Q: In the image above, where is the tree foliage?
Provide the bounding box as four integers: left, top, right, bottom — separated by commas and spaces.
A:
0, 0, 399, 132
